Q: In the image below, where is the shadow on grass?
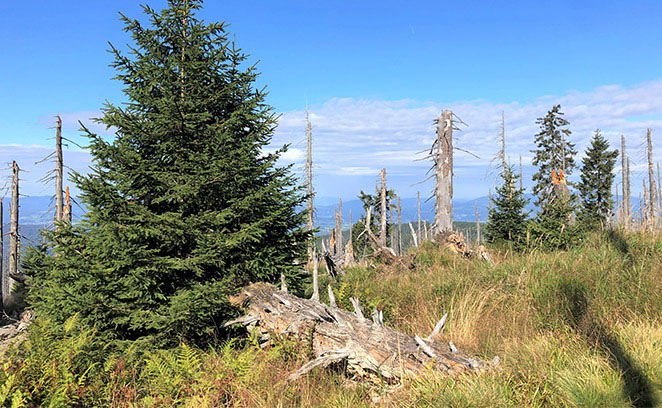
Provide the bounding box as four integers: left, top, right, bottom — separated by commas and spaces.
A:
605, 229, 630, 257
561, 283, 657, 408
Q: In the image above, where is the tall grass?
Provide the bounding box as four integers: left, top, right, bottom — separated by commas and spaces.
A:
1, 231, 660, 407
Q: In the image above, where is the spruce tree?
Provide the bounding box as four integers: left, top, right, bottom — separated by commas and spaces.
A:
485, 166, 529, 249
531, 105, 576, 207
577, 130, 618, 229
530, 193, 579, 250
25, 1, 309, 347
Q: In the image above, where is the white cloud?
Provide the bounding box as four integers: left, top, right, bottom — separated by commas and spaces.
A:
4, 80, 662, 200
273, 80, 662, 198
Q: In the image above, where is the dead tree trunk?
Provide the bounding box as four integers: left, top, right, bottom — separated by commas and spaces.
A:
500, 111, 506, 170
434, 110, 453, 235
626, 156, 632, 227
311, 250, 319, 302
417, 191, 421, 244
8, 162, 19, 297
55, 115, 64, 225
0, 200, 3, 309
621, 135, 630, 226
646, 129, 657, 226
306, 109, 314, 263
344, 210, 355, 267
397, 197, 402, 255
475, 201, 481, 244
519, 155, 523, 190
335, 199, 343, 256
226, 283, 494, 382
379, 169, 387, 246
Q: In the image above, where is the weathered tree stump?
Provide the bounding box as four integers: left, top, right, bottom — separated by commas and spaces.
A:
226, 283, 496, 382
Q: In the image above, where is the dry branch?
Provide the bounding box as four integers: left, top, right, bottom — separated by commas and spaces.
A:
227, 283, 494, 382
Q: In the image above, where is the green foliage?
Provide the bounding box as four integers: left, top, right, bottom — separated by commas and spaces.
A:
577, 130, 619, 230
531, 105, 577, 207
3, 232, 662, 406
485, 166, 530, 250
25, 0, 309, 348
530, 194, 581, 250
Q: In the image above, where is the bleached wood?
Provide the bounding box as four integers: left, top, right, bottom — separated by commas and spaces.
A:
379, 168, 387, 246
327, 285, 337, 307
229, 283, 493, 381
311, 250, 320, 302
434, 110, 453, 235
55, 115, 64, 224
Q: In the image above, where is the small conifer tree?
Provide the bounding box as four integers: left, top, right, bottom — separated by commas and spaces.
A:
485, 166, 529, 249
577, 130, 618, 229
25, 0, 309, 347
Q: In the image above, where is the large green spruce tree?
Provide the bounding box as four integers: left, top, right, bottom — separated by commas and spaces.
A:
26, 0, 309, 347
531, 105, 576, 207
577, 130, 618, 229
485, 166, 529, 249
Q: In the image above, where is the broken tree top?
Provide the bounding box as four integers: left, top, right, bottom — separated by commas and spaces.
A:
226, 283, 497, 382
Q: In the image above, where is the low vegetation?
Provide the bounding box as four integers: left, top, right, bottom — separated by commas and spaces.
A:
2, 231, 660, 407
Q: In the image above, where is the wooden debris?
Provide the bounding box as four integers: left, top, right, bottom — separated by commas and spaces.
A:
227, 283, 494, 382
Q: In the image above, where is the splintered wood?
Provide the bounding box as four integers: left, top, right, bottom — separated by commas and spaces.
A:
226, 283, 495, 383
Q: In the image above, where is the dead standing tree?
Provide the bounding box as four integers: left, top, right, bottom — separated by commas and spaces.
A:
646, 129, 657, 227
434, 110, 454, 235
418, 110, 474, 238
306, 108, 314, 264
55, 115, 64, 224
620, 135, 630, 227
379, 168, 387, 246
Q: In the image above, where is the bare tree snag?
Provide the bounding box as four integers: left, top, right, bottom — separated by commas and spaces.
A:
397, 197, 402, 255
475, 201, 481, 244
434, 110, 453, 236
55, 114, 64, 225
417, 191, 421, 244
311, 250, 319, 302
344, 209, 355, 267
327, 285, 337, 307
0, 200, 3, 308
379, 168, 387, 246
519, 155, 523, 190
646, 129, 657, 225
360, 208, 397, 261
335, 199, 343, 256
8, 162, 19, 298
500, 111, 506, 170
408, 222, 418, 248
621, 135, 630, 225
305, 108, 314, 265
227, 283, 493, 382
623, 156, 641, 225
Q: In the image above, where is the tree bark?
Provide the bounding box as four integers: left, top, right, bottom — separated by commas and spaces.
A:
646, 129, 656, 225
306, 109, 314, 263
8, 161, 19, 300
621, 135, 630, 226
335, 199, 343, 256
55, 115, 64, 225
434, 110, 453, 235
379, 168, 387, 246
227, 283, 494, 382
475, 201, 481, 244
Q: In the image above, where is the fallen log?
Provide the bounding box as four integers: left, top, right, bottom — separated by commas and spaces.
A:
227, 283, 496, 382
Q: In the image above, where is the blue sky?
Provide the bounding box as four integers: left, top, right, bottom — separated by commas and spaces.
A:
1, 0, 661, 201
